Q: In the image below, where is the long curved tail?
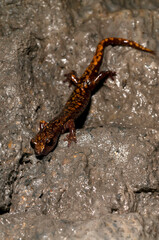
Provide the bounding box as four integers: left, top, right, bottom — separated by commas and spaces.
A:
81, 37, 154, 80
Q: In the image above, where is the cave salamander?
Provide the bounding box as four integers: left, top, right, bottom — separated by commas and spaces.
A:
30, 37, 154, 156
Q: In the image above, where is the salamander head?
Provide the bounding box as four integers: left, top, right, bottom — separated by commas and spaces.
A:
30, 130, 59, 156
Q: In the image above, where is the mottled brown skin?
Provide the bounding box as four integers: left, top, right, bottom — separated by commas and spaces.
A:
30, 37, 154, 156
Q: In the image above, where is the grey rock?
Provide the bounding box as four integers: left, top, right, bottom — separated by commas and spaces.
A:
0, 0, 158, 239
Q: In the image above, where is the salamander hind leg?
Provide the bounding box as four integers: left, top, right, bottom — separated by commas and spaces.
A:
63, 119, 77, 147
89, 70, 116, 90
100, 70, 116, 82
64, 70, 79, 87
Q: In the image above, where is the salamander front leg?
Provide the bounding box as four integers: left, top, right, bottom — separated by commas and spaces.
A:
63, 119, 77, 146
39, 120, 48, 130
64, 70, 79, 87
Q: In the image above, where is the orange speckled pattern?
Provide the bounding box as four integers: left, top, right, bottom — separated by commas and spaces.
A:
30, 37, 154, 156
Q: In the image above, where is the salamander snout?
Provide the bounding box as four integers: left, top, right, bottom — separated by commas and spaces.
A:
30, 134, 59, 156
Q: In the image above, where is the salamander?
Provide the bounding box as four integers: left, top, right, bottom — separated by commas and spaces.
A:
30, 37, 154, 156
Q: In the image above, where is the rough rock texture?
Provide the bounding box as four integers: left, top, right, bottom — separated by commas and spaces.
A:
0, 0, 159, 239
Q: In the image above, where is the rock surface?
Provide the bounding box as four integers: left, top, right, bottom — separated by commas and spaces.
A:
0, 0, 159, 239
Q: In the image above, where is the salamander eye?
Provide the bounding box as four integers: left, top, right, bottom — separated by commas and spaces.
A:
46, 138, 53, 146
